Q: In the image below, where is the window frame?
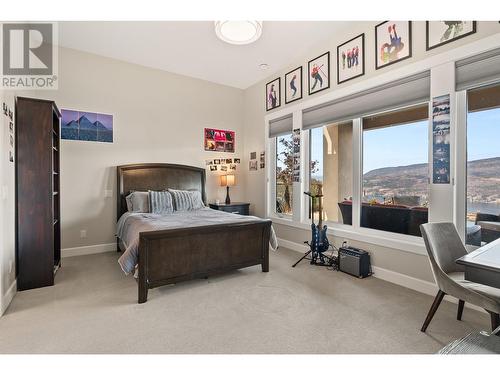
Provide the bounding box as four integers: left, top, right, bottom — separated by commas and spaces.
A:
455, 81, 500, 244
360, 102, 431, 235
265, 37, 500, 256
307, 120, 355, 227
274, 133, 294, 219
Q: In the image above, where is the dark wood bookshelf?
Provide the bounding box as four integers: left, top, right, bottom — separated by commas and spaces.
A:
15, 96, 61, 291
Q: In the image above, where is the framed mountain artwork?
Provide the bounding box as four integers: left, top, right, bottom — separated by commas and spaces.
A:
61, 109, 113, 143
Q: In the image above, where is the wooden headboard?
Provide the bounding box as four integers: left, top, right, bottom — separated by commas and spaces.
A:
116, 163, 206, 219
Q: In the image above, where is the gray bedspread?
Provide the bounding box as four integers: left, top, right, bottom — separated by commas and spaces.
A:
117, 207, 277, 275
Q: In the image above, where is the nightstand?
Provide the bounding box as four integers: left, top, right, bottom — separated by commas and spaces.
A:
209, 202, 250, 216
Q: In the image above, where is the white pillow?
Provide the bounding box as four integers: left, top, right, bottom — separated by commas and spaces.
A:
125, 191, 150, 212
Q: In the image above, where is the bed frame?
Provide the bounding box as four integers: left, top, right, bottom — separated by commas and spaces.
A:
117, 163, 271, 303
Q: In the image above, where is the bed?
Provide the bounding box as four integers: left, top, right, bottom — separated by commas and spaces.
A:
116, 163, 274, 303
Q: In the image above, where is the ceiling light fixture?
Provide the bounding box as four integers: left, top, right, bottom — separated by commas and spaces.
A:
215, 21, 263, 45
259, 63, 269, 70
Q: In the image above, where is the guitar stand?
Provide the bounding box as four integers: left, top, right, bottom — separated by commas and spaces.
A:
292, 242, 338, 268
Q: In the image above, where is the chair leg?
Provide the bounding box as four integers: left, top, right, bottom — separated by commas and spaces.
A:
421, 290, 446, 333
457, 300, 465, 321
487, 310, 500, 334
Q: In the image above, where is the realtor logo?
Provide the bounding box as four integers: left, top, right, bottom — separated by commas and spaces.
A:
1, 22, 58, 89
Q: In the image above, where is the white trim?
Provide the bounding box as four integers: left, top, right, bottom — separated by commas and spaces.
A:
371, 265, 485, 313
1, 279, 17, 316
273, 217, 427, 255
279, 237, 485, 314
277, 237, 309, 253
61, 242, 116, 258
454, 90, 468, 241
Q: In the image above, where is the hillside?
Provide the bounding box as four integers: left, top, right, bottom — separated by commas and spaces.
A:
363, 157, 500, 205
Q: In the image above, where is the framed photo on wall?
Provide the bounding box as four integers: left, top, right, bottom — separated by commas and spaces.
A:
375, 21, 412, 70
337, 33, 365, 84
426, 21, 476, 51
285, 66, 302, 104
266, 77, 281, 111
308, 52, 330, 95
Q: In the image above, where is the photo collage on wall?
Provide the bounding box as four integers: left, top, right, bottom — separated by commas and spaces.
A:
292, 129, 301, 182
432, 94, 451, 184
249, 151, 258, 171
2, 101, 14, 162
204, 128, 235, 153
259, 151, 265, 169
206, 157, 240, 173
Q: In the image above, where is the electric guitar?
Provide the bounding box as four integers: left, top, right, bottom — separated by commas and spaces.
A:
304, 191, 330, 264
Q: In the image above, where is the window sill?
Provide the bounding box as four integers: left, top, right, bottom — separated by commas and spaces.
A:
269, 215, 427, 256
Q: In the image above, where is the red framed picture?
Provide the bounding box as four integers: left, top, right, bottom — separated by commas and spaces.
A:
204, 128, 235, 153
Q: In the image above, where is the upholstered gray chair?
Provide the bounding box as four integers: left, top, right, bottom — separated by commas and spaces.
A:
420, 222, 500, 334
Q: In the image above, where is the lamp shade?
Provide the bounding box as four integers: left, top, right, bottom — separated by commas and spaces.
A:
220, 174, 235, 187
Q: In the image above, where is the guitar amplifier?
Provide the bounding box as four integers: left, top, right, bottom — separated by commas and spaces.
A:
338, 246, 371, 278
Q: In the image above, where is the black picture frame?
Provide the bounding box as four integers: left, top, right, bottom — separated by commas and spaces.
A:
285, 66, 303, 104
337, 33, 365, 85
265, 77, 281, 111
375, 21, 412, 70
426, 21, 477, 51
308, 51, 330, 96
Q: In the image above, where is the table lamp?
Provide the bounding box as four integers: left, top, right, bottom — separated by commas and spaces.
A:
220, 174, 235, 204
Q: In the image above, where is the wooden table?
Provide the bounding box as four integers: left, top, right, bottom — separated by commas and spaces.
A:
457, 238, 500, 289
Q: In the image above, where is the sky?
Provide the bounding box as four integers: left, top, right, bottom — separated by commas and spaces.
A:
309, 107, 500, 176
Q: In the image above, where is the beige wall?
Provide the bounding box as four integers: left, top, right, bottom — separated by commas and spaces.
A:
0, 91, 16, 314
31, 47, 245, 249
242, 21, 500, 282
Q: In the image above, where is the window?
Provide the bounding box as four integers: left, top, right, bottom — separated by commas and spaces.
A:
465, 83, 500, 246
309, 121, 353, 224
361, 104, 429, 236
276, 134, 294, 215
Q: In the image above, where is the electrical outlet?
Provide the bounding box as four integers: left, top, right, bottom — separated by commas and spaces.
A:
104, 189, 113, 198
80, 229, 87, 238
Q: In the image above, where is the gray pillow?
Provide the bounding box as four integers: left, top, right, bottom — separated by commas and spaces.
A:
168, 189, 204, 211
125, 191, 150, 213
148, 190, 174, 214
190, 190, 205, 210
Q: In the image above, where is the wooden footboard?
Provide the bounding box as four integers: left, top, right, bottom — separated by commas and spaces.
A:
137, 220, 272, 303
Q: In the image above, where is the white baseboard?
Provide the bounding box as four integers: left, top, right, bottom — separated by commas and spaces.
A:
278, 237, 485, 314
277, 238, 309, 253
1, 279, 17, 316
62, 242, 117, 258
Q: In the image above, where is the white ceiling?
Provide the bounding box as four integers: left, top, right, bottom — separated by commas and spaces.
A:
58, 21, 350, 89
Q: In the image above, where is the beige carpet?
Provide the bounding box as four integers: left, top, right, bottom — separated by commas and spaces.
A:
0, 247, 490, 354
